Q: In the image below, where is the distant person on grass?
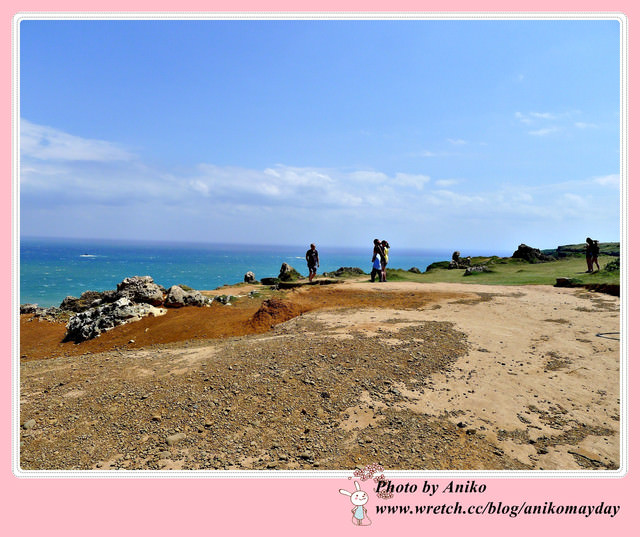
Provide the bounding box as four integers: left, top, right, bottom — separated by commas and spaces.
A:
306, 243, 319, 283
586, 237, 600, 273
371, 239, 384, 282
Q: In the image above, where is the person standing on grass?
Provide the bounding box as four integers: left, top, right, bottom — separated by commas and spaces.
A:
591, 238, 600, 272
586, 237, 600, 273
306, 243, 319, 283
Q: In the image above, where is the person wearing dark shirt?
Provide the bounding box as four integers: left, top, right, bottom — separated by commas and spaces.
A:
306, 243, 319, 283
371, 239, 384, 282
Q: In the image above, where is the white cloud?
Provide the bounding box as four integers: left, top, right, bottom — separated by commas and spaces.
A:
188, 164, 402, 210
257, 182, 281, 197
265, 166, 335, 186
593, 174, 620, 188
21, 119, 134, 162
517, 110, 598, 137
20, 121, 620, 248
435, 179, 460, 187
263, 168, 280, 178
432, 189, 485, 206
413, 149, 455, 158
528, 127, 560, 136
348, 170, 388, 184
511, 191, 533, 203
530, 112, 556, 120
517, 111, 559, 124
189, 180, 210, 196
447, 138, 468, 145
515, 112, 533, 125
563, 193, 588, 208
393, 173, 430, 189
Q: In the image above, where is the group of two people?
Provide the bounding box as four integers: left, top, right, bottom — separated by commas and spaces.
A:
586, 237, 600, 273
305, 239, 391, 283
371, 239, 390, 282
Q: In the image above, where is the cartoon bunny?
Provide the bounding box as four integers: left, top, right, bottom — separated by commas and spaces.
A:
339, 480, 372, 526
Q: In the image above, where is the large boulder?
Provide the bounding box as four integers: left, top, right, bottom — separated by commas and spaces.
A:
164, 285, 209, 308
20, 303, 40, 314
116, 276, 165, 306
278, 263, 302, 282
64, 298, 166, 342
449, 251, 471, 269
512, 244, 556, 264
464, 266, 489, 276
60, 290, 118, 312
244, 271, 257, 283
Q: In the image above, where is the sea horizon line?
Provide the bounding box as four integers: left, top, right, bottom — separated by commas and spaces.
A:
19, 234, 583, 257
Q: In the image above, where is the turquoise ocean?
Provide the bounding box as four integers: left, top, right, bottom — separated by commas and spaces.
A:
19, 237, 510, 308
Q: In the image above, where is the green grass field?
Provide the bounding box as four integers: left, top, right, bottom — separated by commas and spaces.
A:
382, 254, 621, 286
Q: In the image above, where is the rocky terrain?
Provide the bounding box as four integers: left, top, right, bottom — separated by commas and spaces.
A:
19, 280, 620, 472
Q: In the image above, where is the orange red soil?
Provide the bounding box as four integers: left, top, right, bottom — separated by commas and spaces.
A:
20, 285, 467, 362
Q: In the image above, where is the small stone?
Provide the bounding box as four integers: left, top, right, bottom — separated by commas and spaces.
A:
166, 433, 187, 446
569, 448, 602, 464
22, 419, 36, 430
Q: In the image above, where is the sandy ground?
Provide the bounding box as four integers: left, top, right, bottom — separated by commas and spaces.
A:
19, 280, 620, 471
303, 282, 620, 470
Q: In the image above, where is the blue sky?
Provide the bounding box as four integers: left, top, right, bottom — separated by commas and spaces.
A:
19, 18, 622, 250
